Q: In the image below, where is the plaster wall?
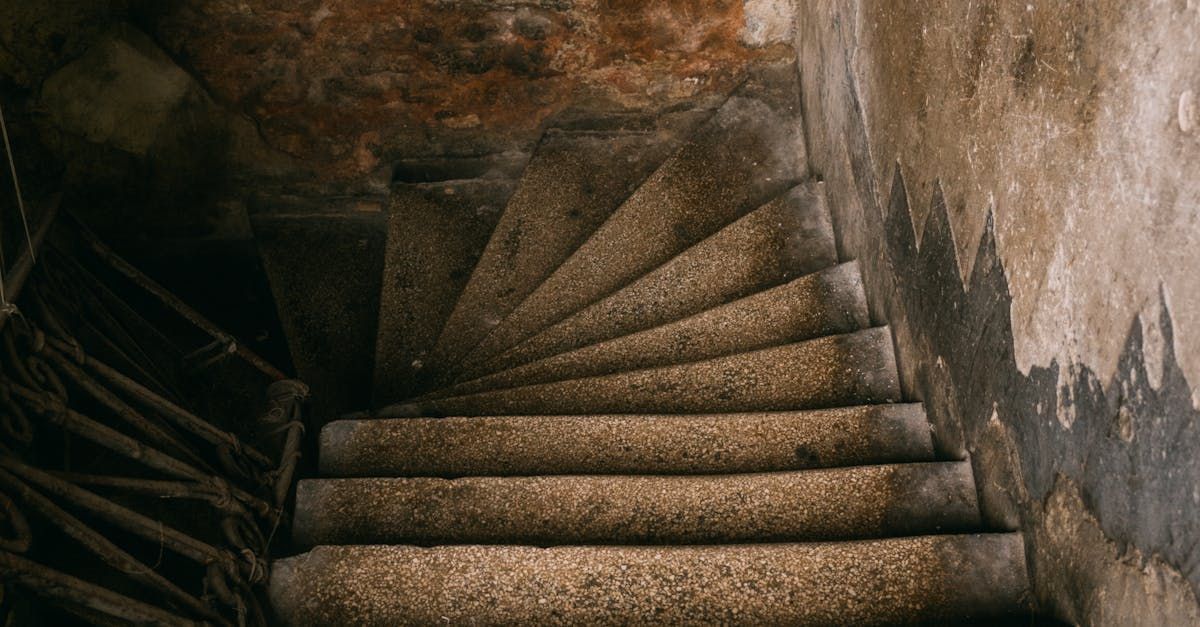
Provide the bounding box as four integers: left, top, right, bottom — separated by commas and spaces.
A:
795, 1, 1200, 622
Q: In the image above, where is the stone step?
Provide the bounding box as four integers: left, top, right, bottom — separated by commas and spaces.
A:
269, 534, 1029, 626
252, 210, 387, 422
293, 462, 979, 546
458, 181, 837, 381
371, 179, 520, 402
386, 326, 899, 417
319, 404, 932, 477
461, 61, 807, 367
418, 128, 693, 393
437, 261, 865, 398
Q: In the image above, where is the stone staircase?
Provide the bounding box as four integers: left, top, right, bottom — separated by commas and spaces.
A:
266, 60, 1031, 624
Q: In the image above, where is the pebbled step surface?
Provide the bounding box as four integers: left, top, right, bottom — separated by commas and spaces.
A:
462, 181, 837, 380
319, 404, 932, 477
437, 262, 867, 398
269, 534, 1030, 626
390, 327, 899, 417
372, 180, 518, 403
253, 211, 386, 422
422, 128, 692, 386
463, 61, 807, 366
293, 462, 979, 546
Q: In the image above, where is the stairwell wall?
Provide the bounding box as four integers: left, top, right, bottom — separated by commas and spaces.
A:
793, 1, 1200, 623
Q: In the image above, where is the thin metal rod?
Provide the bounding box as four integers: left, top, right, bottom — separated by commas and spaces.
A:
0, 550, 200, 627
52, 472, 248, 516
0, 468, 219, 621
266, 380, 308, 510
0, 194, 60, 332
0, 104, 34, 262
46, 335, 274, 469
40, 344, 211, 472
0, 456, 229, 568
8, 381, 275, 518
42, 247, 187, 400
8, 380, 208, 482
68, 212, 289, 382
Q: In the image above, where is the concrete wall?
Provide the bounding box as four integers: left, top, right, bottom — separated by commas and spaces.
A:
794, 1, 1200, 622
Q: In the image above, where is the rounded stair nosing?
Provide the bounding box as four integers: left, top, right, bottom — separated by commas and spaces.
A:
292, 462, 981, 547
318, 403, 931, 478
269, 534, 1030, 626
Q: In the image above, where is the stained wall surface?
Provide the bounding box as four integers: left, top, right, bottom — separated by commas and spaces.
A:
795, 1, 1200, 622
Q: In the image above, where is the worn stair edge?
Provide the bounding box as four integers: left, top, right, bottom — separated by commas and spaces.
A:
386, 326, 899, 417
319, 404, 931, 477
293, 462, 979, 547
420, 128, 695, 387
459, 180, 838, 381
269, 534, 1030, 626
434, 261, 866, 399
460, 60, 808, 368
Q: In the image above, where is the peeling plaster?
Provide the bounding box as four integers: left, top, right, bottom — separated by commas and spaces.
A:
849, 0, 1200, 409
740, 0, 795, 48
796, 1, 1200, 619
1038, 477, 1200, 626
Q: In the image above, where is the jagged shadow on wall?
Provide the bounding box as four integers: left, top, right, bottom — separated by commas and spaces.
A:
871, 164, 1199, 621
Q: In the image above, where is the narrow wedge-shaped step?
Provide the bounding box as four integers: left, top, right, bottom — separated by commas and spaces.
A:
437, 262, 865, 398
460, 181, 836, 380
294, 462, 978, 546
253, 210, 386, 421
463, 61, 807, 366
420, 127, 699, 389
319, 404, 931, 477
270, 535, 1029, 626
389, 326, 899, 417
372, 180, 517, 402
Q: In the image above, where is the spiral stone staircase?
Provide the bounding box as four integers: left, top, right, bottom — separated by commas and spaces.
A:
264, 60, 1031, 624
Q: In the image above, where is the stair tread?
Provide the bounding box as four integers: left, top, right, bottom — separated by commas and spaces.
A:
435, 261, 866, 398
269, 534, 1029, 626
253, 212, 386, 421
320, 404, 932, 477
462, 61, 807, 366
461, 181, 837, 380
293, 462, 980, 546
421, 129, 690, 389
390, 327, 899, 417
372, 180, 518, 402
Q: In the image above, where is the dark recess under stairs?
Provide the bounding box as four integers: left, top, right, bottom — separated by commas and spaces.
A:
264, 60, 1033, 625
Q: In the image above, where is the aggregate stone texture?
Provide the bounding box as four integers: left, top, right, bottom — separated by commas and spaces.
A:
319, 404, 931, 478
269, 535, 1030, 626
372, 179, 516, 402
462, 181, 837, 380
394, 327, 899, 417
440, 259, 864, 398
293, 462, 979, 546
463, 60, 808, 366
266, 54, 1033, 625
251, 212, 385, 422
423, 127, 696, 386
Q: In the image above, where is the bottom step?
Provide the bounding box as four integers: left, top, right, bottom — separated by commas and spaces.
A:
270, 534, 1028, 626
